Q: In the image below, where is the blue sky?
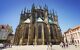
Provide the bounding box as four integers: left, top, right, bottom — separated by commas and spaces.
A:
0, 0, 80, 34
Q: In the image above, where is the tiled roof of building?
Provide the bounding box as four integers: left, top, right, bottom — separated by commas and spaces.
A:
64, 25, 80, 34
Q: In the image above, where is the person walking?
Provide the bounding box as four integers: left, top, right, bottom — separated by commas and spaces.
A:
65, 42, 68, 48
60, 42, 63, 48
50, 43, 52, 50
47, 42, 49, 50
63, 42, 65, 48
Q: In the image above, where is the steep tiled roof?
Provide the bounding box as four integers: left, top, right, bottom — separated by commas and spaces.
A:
24, 18, 31, 23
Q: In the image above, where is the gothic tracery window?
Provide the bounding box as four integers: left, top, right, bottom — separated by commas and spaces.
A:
50, 25, 54, 39
38, 25, 42, 38
25, 25, 29, 39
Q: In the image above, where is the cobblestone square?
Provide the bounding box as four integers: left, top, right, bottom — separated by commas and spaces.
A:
2, 45, 80, 50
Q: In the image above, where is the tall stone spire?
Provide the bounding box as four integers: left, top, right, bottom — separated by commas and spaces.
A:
39, 5, 42, 9
24, 7, 26, 14
29, 10, 30, 13
32, 3, 35, 10
44, 4, 48, 11
55, 11, 58, 17
27, 9, 29, 13
53, 10, 58, 17
52, 9, 55, 16
53, 10, 58, 25
50, 10, 52, 15
21, 9, 24, 14
31, 3, 35, 24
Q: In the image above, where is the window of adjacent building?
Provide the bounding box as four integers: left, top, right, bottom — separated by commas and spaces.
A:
74, 33, 76, 39
75, 40, 77, 44
77, 40, 79, 44
78, 32, 80, 37
2, 25, 4, 29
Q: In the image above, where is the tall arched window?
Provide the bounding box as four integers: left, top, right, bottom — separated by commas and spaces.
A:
38, 25, 42, 39
25, 25, 29, 39
50, 25, 54, 39
44, 24, 48, 39
33, 27, 35, 39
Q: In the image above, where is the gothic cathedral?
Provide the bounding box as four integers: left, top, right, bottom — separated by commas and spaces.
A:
14, 4, 62, 45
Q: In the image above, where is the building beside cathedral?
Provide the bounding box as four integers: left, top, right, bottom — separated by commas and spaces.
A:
14, 4, 62, 45
0, 24, 13, 43
64, 25, 80, 45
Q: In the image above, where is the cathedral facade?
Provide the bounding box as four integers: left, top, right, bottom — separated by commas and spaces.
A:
14, 4, 62, 45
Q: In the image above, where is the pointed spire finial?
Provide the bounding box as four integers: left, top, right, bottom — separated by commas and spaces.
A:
45, 4, 47, 7
53, 9, 55, 16
29, 10, 30, 13
27, 9, 28, 13
32, 3, 35, 9
39, 5, 42, 9
50, 10, 52, 14
21, 9, 23, 14
32, 3, 35, 6
50, 10, 53, 17
44, 4, 48, 10
24, 7, 26, 11
24, 7, 26, 13
55, 11, 58, 16
49, 10, 52, 17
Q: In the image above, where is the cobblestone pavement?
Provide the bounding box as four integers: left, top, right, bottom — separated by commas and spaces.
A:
1, 45, 80, 50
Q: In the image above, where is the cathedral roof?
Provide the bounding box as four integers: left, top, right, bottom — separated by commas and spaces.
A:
24, 18, 30, 23
37, 17, 44, 22
48, 17, 53, 24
